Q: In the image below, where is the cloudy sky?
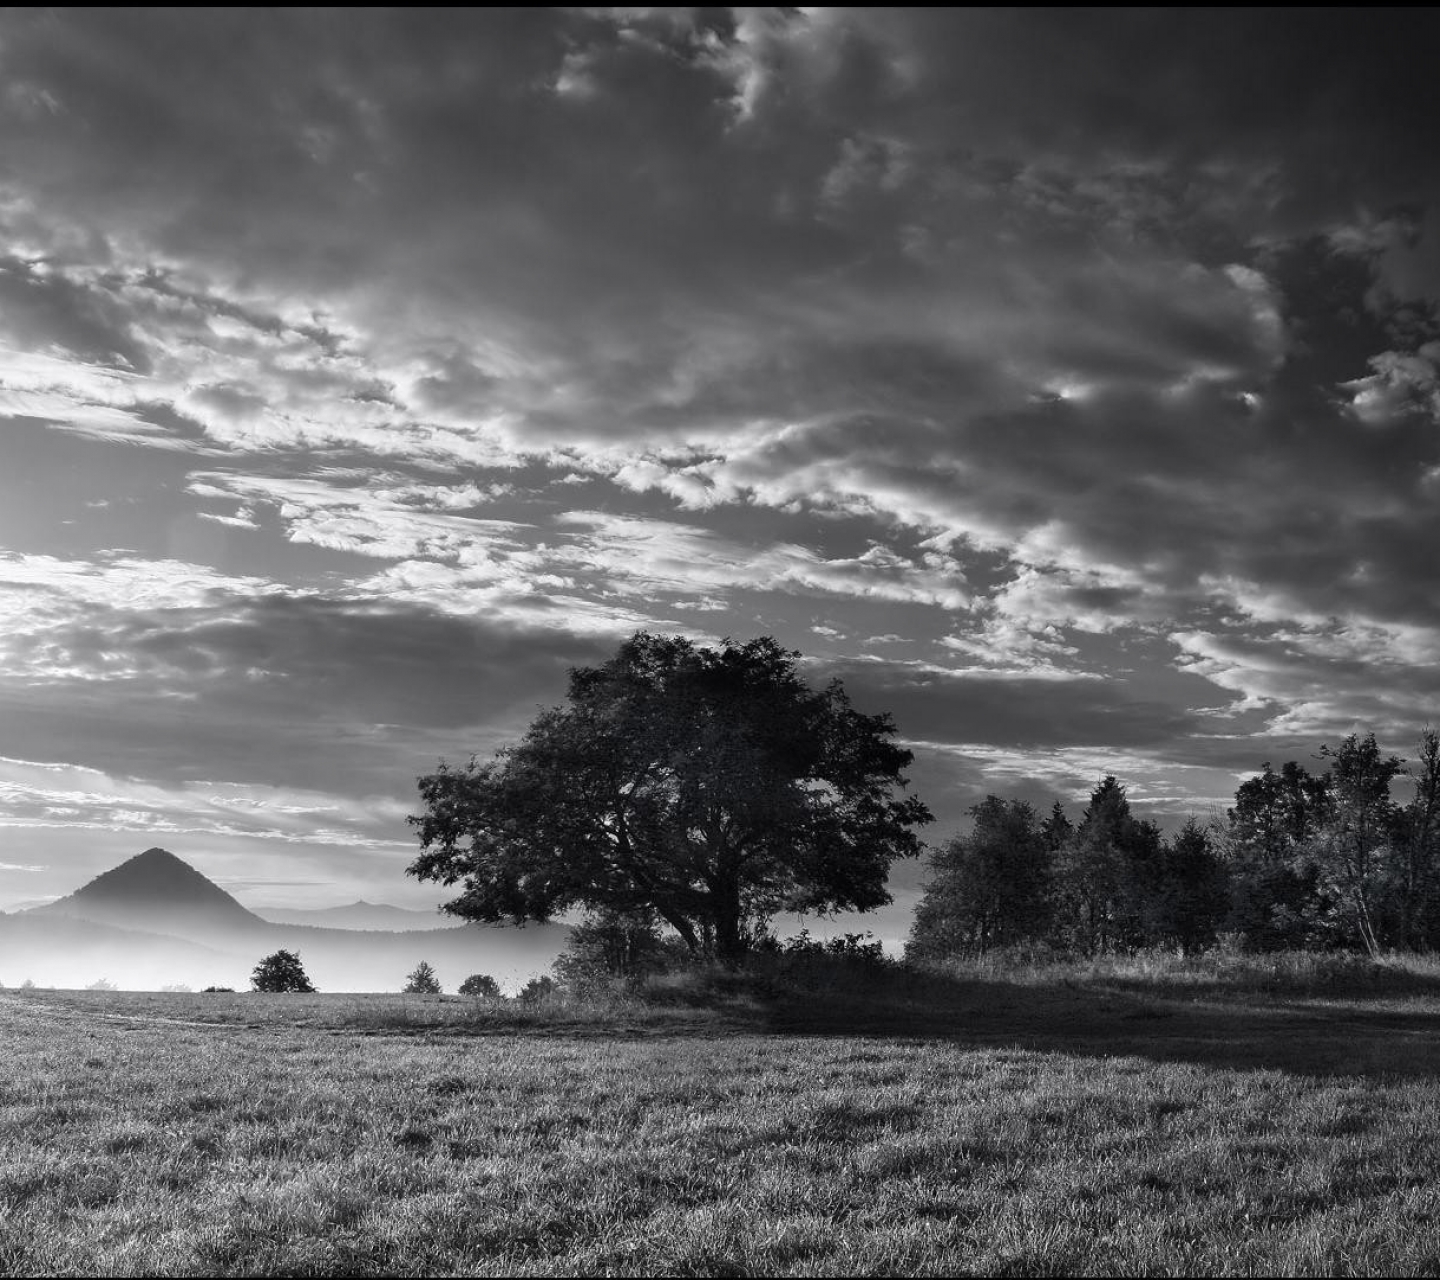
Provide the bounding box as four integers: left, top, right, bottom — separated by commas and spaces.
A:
1, 9, 1438, 939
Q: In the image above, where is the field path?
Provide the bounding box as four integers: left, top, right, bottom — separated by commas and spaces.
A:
0, 990, 253, 1032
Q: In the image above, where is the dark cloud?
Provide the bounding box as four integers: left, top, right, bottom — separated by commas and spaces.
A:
825, 659, 1213, 755
2, 9, 1439, 906
0, 256, 150, 371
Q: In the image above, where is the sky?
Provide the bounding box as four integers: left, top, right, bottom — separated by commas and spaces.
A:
1, 9, 1438, 946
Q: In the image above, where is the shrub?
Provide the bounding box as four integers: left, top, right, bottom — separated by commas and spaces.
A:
87, 978, 117, 992
403, 961, 442, 994
201, 986, 235, 994
553, 909, 676, 995
160, 983, 192, 993
458, 973, 501, 998
250, 950, 317, 993
517, 975, 558, 1005
776, 928, 890, 967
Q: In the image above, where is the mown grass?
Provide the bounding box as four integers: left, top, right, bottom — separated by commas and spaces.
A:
5, 954, 1440, 1276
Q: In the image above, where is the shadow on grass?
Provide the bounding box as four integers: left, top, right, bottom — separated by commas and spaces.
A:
751, 965, 1440, 1080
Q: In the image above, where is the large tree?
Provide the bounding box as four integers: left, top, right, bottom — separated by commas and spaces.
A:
408, 632, 932, 960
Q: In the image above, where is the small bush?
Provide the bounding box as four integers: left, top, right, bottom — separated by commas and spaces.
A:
553, 909, 677, 995
201, 986, 235, 994
87, 978, 117, 992
458, 973, 501, 998
160, 983, 192, 993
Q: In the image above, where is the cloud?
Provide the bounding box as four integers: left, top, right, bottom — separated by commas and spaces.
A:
0, 7, 1438, 883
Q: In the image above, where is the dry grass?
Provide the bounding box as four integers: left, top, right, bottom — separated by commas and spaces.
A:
4, 955, 1440, 1275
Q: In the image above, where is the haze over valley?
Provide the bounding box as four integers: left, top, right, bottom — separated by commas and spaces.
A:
0, 847, 569, 992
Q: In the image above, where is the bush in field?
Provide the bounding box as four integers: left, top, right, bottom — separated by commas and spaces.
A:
20, 978, 34, 990
87, 978, 117, 991
517, 975, 558, 1005
458, 973, 501, 998
554, 909, 677, 994
403, 961, 442, 994
778, 929, 890, 966
251, 949, 317, 993
201, 986, 235, 993
160, 983, 192, 993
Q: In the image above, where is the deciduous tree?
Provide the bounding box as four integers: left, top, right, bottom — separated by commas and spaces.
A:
409, 632, 931, 961
251, 949, 316, 993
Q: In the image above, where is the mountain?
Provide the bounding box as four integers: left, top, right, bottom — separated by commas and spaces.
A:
254, 900, 458, 931
32, 846, 265, 940
16, 846, 572, 993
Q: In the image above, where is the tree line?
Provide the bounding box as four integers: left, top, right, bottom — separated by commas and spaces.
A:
405, 627, 1440, 966
909, 730, 1440, 961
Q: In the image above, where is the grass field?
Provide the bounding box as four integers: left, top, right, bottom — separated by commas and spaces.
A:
5, 956, 1440, 1276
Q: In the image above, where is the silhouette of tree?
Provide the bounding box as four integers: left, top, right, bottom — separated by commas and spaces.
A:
1156, 819, 1230, 954
458, 973, 501, 998
403, 960, 442, 994
1222, 760, 1332, 950
1054, 777, 1162, 953
251, 949, 316, 993
1399, 728, 1440, 949
409, 631, 931, 961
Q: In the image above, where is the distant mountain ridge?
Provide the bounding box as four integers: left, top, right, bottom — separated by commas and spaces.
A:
254, 900, 459, 932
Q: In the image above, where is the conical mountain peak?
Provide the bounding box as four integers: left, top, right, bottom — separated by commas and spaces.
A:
37, 846, 263, 935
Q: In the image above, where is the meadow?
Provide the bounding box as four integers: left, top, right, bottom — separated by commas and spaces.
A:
4, 955, 1440, 1276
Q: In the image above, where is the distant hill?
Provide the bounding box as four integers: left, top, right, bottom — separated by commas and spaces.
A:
15, 846, 571, 993
254, 900, 458, 931
32, 846, 265, 939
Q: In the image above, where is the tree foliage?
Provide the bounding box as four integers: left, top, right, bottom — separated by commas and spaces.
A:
409, 632, 932, 960
909, 728, 1440, 964
251, 949, 316, 993
553, 909, 674, 994
403, 960, 442, 994
458, 973, 501, 998
908, 797, 1051, 961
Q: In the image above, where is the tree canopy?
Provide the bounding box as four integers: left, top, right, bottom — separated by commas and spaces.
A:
408, 631, 932, 959
909, 729, 1440, 963
251, 949, 316, 993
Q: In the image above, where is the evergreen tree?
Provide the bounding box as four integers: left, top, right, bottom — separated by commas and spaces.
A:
403, 960, 442, 994
1054, 777, 1160, 953
1157, 820, 1230, 953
